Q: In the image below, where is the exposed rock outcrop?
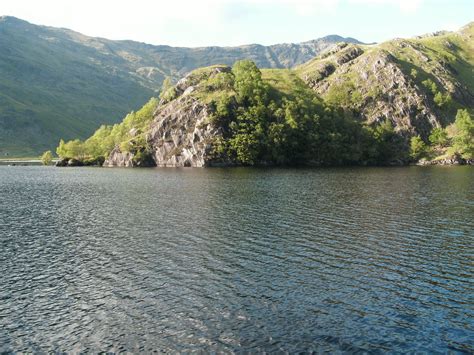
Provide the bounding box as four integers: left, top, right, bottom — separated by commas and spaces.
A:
104, 66, 236, 168
148, 96, 225, 167
416, 156, 474, 166
301, 47, 440, 138
103, 148, 136, 167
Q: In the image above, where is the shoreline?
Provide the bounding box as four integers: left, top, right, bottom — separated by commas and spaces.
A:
1, 161, 472, 168
0, 159, 59, 166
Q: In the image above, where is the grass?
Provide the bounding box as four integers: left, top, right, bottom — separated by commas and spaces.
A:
262, 69, 323, 105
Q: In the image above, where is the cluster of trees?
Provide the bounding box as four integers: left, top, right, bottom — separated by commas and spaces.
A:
55, 98, 158, 161
410, 109, 473, 161
208, 60, 408, 166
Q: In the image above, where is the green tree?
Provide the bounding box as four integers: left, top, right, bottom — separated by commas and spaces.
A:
434, 92, 452, 109
56, 139, 85, 159
160, 77, 172, 95
232, 60, 267, 105
410, 135, 427, 160
452, 109, 474, 158
370, 120, 407, 164
429, 127, 448, 146
56, 139, 67, 158
41, 150, 53, 165
422, 79, 438, 95
434, 92, 444, 107
84, 125, 114, 157
228, 105, 267, 165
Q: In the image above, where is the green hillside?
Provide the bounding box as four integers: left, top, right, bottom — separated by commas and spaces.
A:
55, 23, 473, 166
0, 16, 360, 156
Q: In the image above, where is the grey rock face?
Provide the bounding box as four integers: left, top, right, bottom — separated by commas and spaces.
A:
103, 147, 135, 167
417, 156, 474, 166
147, 97, 224, 167
303, 47, 440, 138
103, 97, 230, 168
104, 66, 235, 168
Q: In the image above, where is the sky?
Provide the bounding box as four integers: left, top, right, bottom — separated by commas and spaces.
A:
1, 0, 473, 47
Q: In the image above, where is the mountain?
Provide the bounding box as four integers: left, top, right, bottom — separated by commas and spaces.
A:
56, 22, 474, 168
0, 16, 363, 156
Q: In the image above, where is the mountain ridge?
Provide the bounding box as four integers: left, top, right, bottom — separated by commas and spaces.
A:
0, 16, 365, 48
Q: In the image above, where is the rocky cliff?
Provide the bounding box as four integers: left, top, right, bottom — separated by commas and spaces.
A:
299, 45, 439, 137
104, 66, 236, 167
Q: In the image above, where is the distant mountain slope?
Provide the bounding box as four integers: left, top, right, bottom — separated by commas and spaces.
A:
0, 16, 362, 156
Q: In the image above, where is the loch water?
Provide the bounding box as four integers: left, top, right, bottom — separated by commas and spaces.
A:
0, 166, 473, 353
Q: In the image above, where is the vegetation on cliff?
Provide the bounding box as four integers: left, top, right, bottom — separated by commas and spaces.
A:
53, 62, 407, 166
56, 98, 159, 164
55, 23, 474, 167
410, 109, 474, 162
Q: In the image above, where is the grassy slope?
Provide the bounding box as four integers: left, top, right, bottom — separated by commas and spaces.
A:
189, 66, 321, 109
0, 18, 156, 156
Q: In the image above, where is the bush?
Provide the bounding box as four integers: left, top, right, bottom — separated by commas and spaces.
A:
422, 79, 438, 95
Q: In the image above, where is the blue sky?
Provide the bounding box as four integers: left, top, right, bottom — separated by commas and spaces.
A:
1, 0, 473, 46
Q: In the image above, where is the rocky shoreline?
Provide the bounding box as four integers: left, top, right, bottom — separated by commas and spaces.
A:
54, 156, 474, 168
416, 155, 474, 166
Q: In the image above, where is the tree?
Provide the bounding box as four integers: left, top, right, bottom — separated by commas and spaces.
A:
422, 79, 437, 95
41, 150, 53, 165
410, 135, 427, 160
160, 77, 172, 95
434, 92, 444, 107
232, 60, 267, 105
55, 139, 85, 159
434, 92, 452, 109
56, 139, 67, 158
452, 109, 474, 158
429, 127, 448, 147
371, 120, 407, 163
84, 125, 114, 157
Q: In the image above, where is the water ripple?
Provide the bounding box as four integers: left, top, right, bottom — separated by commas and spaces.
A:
0, 166, 473, 353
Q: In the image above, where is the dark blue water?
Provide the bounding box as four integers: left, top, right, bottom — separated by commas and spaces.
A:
0, 166, 473, 353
